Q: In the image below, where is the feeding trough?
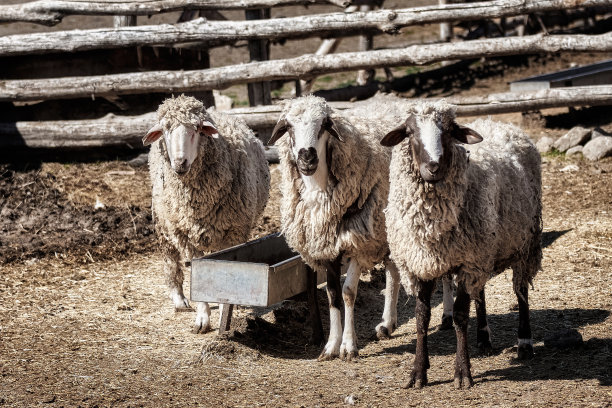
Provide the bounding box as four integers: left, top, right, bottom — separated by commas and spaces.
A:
190, 233, 324, 339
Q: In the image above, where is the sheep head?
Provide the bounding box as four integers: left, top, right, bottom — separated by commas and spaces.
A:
267, 95, 343, 178
143, 95, 218, 174
381, 101, 482, 183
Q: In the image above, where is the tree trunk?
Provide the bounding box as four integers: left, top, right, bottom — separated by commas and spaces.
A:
1, 32, 610, 102
2, 86, 611, 148
0, 0, 349, 26
2, 0, 611, 56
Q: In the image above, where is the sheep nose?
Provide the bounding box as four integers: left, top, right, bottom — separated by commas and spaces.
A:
173, 158, 189, 174
425, 160, 440, 174
298, 147, 318, 165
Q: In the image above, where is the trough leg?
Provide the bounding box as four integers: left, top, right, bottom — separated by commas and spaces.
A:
318, 256, 343, 361
376, 258, 400, 339
453, 282, 473, 389
405, 279, 435, 389
475, 289, 493, 355
306, 265, 323, 345
218, 303, 234, 335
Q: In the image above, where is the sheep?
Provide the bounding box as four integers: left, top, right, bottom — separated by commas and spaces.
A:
381, 100, 542, 388
267, 94, 401, 361
143, 95, 270, 334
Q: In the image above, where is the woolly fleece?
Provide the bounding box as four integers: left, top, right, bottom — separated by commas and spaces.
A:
149, 95, 270, 261
277, 95, 391, 271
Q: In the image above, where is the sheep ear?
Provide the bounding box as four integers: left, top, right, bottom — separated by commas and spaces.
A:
267, 117, 289, 146
325, 116, 344, 142
381, 123, 408, 147
143, 123, 163, 146
452, 123, 483, 144
199, 120, 219, 139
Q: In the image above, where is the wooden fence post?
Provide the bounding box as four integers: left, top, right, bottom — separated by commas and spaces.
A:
439, 0, 452, 42
245, 8, 272, 141
357, 2, 376, 86
245, 8, 272, 106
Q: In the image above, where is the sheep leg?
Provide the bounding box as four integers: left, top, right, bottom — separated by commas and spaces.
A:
515, 285, 534, 360
440, 275, 455, 330
453, 282, 473, 389
405, 279, 435, 389
318, 256, 343, 361
306, 265, 324, 345
193, 301, 212, 334
475, 289, 493, 355
376, 258, 400, 339
164, 250, 192, 311
340, 259, 361, 361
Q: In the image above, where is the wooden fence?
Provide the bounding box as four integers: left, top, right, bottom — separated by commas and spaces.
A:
1, 0, 611, 151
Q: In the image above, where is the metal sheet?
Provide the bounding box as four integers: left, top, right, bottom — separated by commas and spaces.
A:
190, 259, 270, 306
511, 59, 612, 92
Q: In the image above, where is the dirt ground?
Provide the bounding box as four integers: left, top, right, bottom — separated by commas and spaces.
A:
2, 3, 612, 407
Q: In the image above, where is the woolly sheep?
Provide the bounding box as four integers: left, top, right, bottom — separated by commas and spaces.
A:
143, 95, 270, 333
381, 100, 542, 388
267, 95, 400, 361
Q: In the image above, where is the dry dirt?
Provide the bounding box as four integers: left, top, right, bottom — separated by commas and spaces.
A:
2, 3, 612, 408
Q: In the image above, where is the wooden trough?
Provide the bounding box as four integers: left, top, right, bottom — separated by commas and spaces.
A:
190, 233, 324, 340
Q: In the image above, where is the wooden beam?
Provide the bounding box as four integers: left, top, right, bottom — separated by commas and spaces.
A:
2, 86, 612, 148
1, 32, 611, 102
0, 0, 350, 26
2, 0, 611, 56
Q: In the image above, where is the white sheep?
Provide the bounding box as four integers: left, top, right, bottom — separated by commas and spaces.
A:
143, 95, 270, 333
381, 100, 542, 388
267, 95, 400, 361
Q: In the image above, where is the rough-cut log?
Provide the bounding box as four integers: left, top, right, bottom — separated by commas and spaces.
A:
2, 86, 611, 149
0, 0, 349, 26
1, 32, 611, 102
2, 0, 611, 56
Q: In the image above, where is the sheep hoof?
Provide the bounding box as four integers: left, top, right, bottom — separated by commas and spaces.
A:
517, 344, 534, 360
454, 375, 473, 389
340, 349, 359, 362
404, 371, 427, 389
192, 322, 211, 335
375, 324, 392, 340
317, 351, 339, 362
477, 341, 494, 356
440, 315, 454, 330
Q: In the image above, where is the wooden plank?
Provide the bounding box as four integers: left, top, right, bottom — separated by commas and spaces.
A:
2, 0, 612, 56
2, 32, 611, 102
0, 0, 349, 26
190, 259, 270, 306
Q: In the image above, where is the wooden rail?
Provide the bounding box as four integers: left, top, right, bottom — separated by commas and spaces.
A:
1, 32, 611, 102
2, 86, 611, 148
0, 0, 349, 26
1, 0, 611, 57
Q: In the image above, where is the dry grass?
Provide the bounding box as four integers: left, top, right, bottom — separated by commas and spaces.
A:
1, 154, 611, 407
